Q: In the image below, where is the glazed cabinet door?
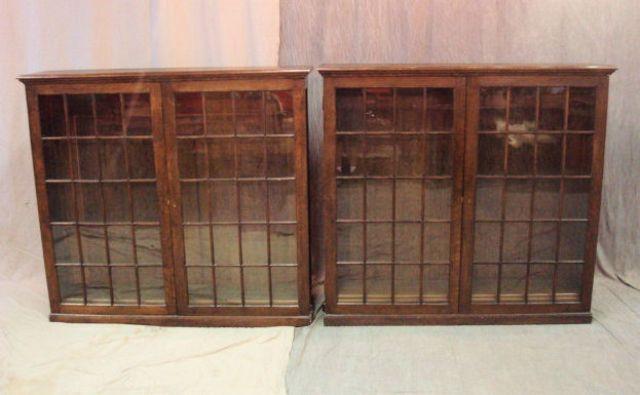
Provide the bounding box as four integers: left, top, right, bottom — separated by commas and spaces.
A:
164, 79, 310, 316
461, 76, 608, 313
324, 77, 466, 315
27, 83, 175, 315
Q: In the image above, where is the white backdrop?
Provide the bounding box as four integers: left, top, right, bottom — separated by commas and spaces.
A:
0, 1, 292, 394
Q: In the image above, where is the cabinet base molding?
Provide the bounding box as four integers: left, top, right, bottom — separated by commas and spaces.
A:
323, 312, 592, 326
50, 313, 313, 327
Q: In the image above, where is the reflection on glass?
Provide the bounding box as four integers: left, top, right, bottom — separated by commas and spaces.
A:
509, 87, 536, 131
477, 134, 504, 175
500, 264, 527, 303
475, 179, 503, 220
396, 88, 422, 131
236, 138, 265, 177
528, 264, 554, 303
563, 179, 591, 219
533, 179, 560, 219
267, 138, 295, 177
337, 179, 363, 220
215, 267, 242, 305
423, 265, 449, 303
101, 140, 127, 179
209, 139, 235, 178
395, 136, 424, 176
536, 134, 563, 174
188, 267, 214, 306
507, 134, 534, 174
502, 222, 529, 262
269, 181, 296, 221
336, 89, 364, 131
473, 222, 500, 262
176, 92, 204, 136
427, 88, 454, 131
559, 221, 587, 261
57, 266, 83, 303
556, 264, 582, 302
234, 91, 263, 135
95, 94, 122, 136
425, 135, 452, 176
181, 182, 209, 223
364, 88, 393, 131
395, 180, 421, 221
365, 136, 393, 176
52, 225, 79, 263
104, 184, 130, 222
79, 226, 107, 264
135, 226, 162, 265
112, 267, 137, 304
366, 265, 392, 304
212, 225, 239, 265
239, 182, 266, 221
568, 87, 596, 130
47, 183, 75, 222
336, 135, 364, 176
394, 223, 420, 262
270, 225, 296, 264
39, 95, 66, 136
423, 223, 450, 262
337, 264, 363, 304
132, 183, 159, 222
266, 91, 294, 134
366, 223, 392, 263
43, 140, 70, 179
107, 226, 133, 264
67, 94, 94, 136
211, 181, 238, 222
205, 92, 233, 135
128, 140, 155, 179
531, 222, 557, 261
271, 266, 298, 305
365, 180, 392, 221
471, 264, 497, 303
139, 266, 164, 305
241, 225, 268, 265
424, 179, 452, 220
394, 265, 420, 304
76, 183, 103, 222
244, 267, 269, 305
85, 266, 110, 304
123, 93, 151, 136
504, 179, 532, 220
539, 87, 565, 130
479, 87, 507, 131
178, 139, 207, 178
337, 223, 363, 262
565, 134, 593, 175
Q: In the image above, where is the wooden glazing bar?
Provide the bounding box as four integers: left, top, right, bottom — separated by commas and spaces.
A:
390, 88, 397, 304
362, 88, 368, 304
525, 87, 541, 304
201, 92, 218, 307
419, 88, 428, 305
262, 91, 274, 307
231, 92, 246, 306
496, 87, 511, 303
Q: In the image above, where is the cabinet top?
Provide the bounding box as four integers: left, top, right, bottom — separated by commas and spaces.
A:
318, 64, 616, 77
18, 67, 311, 83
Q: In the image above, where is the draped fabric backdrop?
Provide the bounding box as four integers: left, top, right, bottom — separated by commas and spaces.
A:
0, 1, 293, 393
278, 0, 640, 304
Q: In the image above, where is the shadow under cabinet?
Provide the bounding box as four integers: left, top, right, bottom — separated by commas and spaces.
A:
320, 64, 615, 325
21, 67, 312, 326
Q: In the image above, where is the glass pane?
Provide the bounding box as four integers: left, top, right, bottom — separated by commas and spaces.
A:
533, 179, 560, 219
184, 226, 211, 265
509, 87, 536, 131
211, 181, 238, 222
423, 265, 449, 303
423, 223, 450, 262
95, 94, 122, 136
475, 178, 503, 220
208, 138, 234, 178
395, 180, 421, 221
237, 138, 265, 177
270, 225, 297, 264
234, 91, 263, 135
337, 179, 363, 220
366, 223, 392, 263
336, 89, 364, 131
427, 88, 454, 131
52, 225, 79, 263
568, 87, 596, 130
536, 134, 563, 175
556, 263, 583, 302
565, 134, 593, 175
500, 264, 527, 303
336, 135, 364, 176
131, 183, 159, 222
241, 225, 268, 265
395, 265, 420, 304
267, 137, 294, 177
395, 136, 424, 176
539, 87, 566, 130
75, 141, 100, 180
472, 264, 498, 303
39, 95, 66, 136
473, 222, 500, 262
479, 88, 507, 131
505, 179, 532, 220
123, 93, 151, 136
43, 140, 70, 179
559, 222, 587, 261
47, 183, 75, 222
85, 266, 110, 304
244, 267, 269, 305
101, 140, 127, 179
239, 181, 266, 221
425, 134, 452, 176
104, 184, 130, 222
365, 180, 392, 221
212, 225, 239, 265
188, 267, 214, 305
181, 182, 209, 223
502, 222, 529, 262
128, 140, 155, 179
563, 179, 591, 219
76, 183, 103, 222
67, 94, 94, 136
57, 266, 83, 303
216, 267, 241, 305
266, 91, 294, 134
477, 134, 504, 175
178, 139, 208, 178
396, 88, 422, 131
205, 92, 233, 135
366, 265, 392, 304
395, 223, 420, 262
337, 223, 363, 262
366, 136, 393, 176
80, 226, 107, 264
531, 222, 557, 262
272, 266, 298, 305
364, 88, 393, 131
528, 264, 554, 304
507, 134, 534, 175
112, 267, 137, 304
175, 92, 204, 136
424, 179, 452, 220
139, 266, 164, 305
107, 226, 133, 264
135, 226, 161, 265
337, 264, 362, 304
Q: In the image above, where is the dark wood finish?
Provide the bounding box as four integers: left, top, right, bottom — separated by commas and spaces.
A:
320, 64, 614, 325
21, 68, 312, 326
